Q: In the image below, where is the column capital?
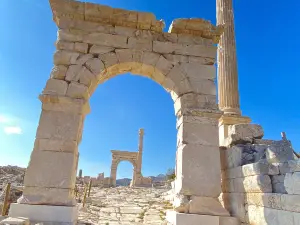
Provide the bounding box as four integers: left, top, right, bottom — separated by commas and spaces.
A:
219, 114, 251, 127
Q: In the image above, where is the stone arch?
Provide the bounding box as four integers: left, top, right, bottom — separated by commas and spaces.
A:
109, 150, 139, 187
12, 0, 232, 223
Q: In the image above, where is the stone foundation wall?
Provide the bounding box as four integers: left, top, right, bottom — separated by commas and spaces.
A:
220, 136, 300, 225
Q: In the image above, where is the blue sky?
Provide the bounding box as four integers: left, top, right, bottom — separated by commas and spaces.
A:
0, 0, 299, 179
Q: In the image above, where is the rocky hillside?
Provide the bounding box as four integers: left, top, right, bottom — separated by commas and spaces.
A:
0, 165, 25, 187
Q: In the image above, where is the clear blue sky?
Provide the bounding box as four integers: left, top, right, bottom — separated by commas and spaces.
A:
0, 0, 299, 179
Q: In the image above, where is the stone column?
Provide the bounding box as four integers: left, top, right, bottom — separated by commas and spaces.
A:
217, 0, 241, 116
136, 128, 144, 174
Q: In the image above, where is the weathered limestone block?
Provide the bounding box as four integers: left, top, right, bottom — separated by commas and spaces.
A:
56, 40, 74, 51
53, 50, 80, 65
224, 144, 267, 169
219, 216, 240, 225
74, 54, 94, 65
271, 175, 287, 194
177, 34, 212, 45
188, 196, 229, 216
24, 151, 78, 189
220, 193, 247, 223
245, 193, 282, 210
34, 138, 77, 153
266, 140, 295, 163
78, 66, 96, 87
85, 58, 105, 75
155, 55, 174, 75
36, 110, 83, 141
178, 63, 215, 80
242, 175, 272, 193
40, 95, 90, 115
43, 79, 68, 96
284, 172, 300, 195
174, 93, 217, 116
153, 41, 217, 58
66, 82, 89, 99
177, 121, 219, 147
74, 42, 88, 53
281, 194, 300, 213
227, 124, 264, 145
18, 186, 75, 206
98, 52, 119, 68
114, 26, 137, 37
127, 37, 152, 51
115, 49, 134, 63
57, 29, 84, 42
89, 45, 115, 55
166, 211, 220, 225
83, 32, 128, 48
247, 205, 294, 225
175, 144, 221, 197
50, 65, 68, 80
288, 159, 300, 172
163, 54, 189, 65
188, 55, 215, 64
242, 162, 279, 177
142, 51, 160, 66
65, 64, 82, 82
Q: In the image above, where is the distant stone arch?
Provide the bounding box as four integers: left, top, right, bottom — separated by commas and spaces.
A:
10, 0, 232, 224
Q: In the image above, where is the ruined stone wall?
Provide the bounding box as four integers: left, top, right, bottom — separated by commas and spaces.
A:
220, 124, 300, 225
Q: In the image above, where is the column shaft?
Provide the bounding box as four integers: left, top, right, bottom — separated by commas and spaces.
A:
217, 0, 241, 115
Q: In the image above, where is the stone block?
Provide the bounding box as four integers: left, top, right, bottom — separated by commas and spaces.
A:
155, 55, 174, 75
227, 124, 264, 145
177, 121, 219, 147
242, 162, 279, 177
18, 186, 75, 206
43, 79, 68, 96
53, 50, 80, 65
174, 93, 217, 116
271, 175, 287, 194
83, 32, 128, 48
142, 51, 160, 66
9, 204, 77, 223
0, 217, 29, 225
284, 172, 300, 194
219, 216, 240, 225
163, 54, 188, 65
34, 138, 77, 153
56, 40, 74, 51
78, 66, 96, 87
294, 212, 300, 225
245, 193, 282, 210
24, 151, 78, 189
58, 29, 84, 42
66, 82, 89, 99
85, 58, 105, 75
224, 144, 267, 169
178, 63, 215, 80
127, 37, 152, 51
98, 52, 119, 68
65, 64, 82, 82
288, 159, 300, 172
220, 193, 246, 223
74, 54, 94, 65
189, 196, 229, 216
266, 140, 294, 163
89, 45, 115, 55
175, 144, 221, 197
50, 65, 68, 80
243, 175, 272, 193
74, 42, 88, 53
281, 194, 300, 213
36, 110, 83, 141
166, 211, 219, 225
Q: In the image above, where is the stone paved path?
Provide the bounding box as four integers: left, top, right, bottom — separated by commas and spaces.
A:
78, 187, 172, 225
